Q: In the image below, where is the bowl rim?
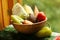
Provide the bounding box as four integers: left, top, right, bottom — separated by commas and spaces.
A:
12, 17, 47, 25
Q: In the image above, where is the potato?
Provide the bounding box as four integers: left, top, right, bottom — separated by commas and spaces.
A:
23, 20, 33, 24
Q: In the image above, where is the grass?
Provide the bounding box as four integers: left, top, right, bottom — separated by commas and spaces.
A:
23, 0, 60, 33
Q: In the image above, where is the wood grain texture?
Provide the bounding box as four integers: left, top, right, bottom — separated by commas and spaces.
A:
0, 0, 4, 30
8, 0, 13, 10
7, 0, 13, 24
2, 0, 10, 27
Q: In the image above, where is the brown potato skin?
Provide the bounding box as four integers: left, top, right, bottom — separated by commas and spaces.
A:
23, 20, 33, 24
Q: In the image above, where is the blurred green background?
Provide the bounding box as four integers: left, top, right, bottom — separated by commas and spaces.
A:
23, 0, 60, 33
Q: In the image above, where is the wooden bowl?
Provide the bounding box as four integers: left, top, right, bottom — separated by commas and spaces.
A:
12, 18, 47, 34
